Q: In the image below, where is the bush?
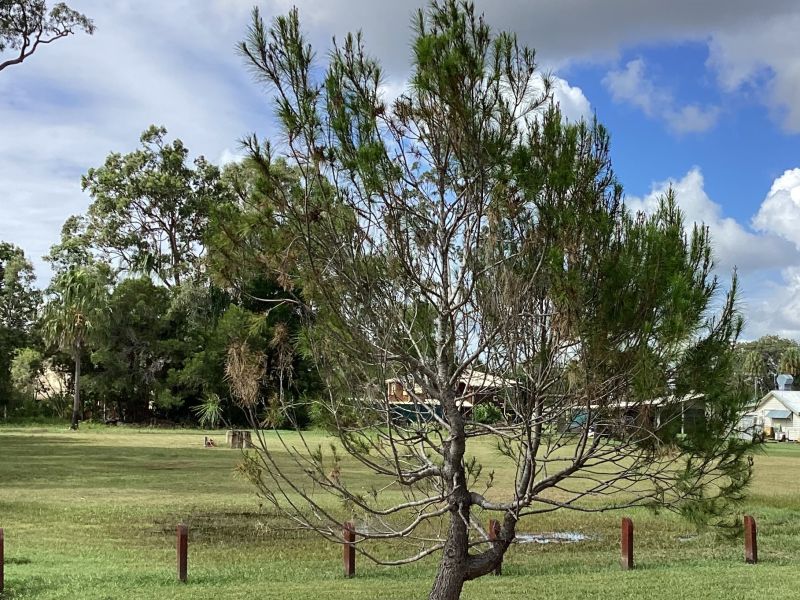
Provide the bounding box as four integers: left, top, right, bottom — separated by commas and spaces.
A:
473, 403, 502, 424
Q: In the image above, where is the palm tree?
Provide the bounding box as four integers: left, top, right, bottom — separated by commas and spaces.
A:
42, 266, 109, 429
743, 350, 766, 401
779, 347, 800, 381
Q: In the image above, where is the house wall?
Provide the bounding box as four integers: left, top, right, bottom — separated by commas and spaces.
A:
754, 395, 800, 440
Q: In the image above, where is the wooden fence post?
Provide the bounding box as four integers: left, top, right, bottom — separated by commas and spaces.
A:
343, 522, 356, 578
621, 517, 634, 570
1, 527, 4, 593
488, 519, 502, 575
744, 515, 757, 564
177, 524, 188, 583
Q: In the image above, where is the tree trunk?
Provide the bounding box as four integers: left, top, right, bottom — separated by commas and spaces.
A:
429, 508, 470, 600
70, 350, 82, 430
429, 385, 471, 599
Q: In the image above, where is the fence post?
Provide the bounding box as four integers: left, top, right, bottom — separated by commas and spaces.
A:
177, 524, 188, 583
744, 515, 757, 564
1, 527, 4, 593
343, 522, 356, 578
621, 517, 634, 570
488, 519, 502, 575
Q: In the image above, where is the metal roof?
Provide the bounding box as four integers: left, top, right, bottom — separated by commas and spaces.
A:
386, 370, 517, 391
757, 391, 800, 415
589, 394, 702, 410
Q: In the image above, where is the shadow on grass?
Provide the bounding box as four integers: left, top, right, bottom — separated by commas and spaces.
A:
0, 575, 48, 599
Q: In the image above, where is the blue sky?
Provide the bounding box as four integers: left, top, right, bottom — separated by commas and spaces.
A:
2, 0, 800, 339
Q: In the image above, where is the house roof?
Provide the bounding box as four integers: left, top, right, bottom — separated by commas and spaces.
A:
460, 370, 517, 389
590, 393, 702, 410
755, 390, 800, 415
387, 398, 474, 408
386, 369, 517, 391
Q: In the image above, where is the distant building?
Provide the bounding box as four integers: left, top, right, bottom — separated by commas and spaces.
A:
35, 365, 69, 401
741, 388, 800, 441
585, 394, 705, 437
386, 370, 516, 420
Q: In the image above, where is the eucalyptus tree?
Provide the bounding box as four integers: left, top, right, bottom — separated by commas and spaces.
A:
237, 3, 753, 598
0, 0, 93, 72
44, 215, 95, 276
41, 265, 110, 429
82, 126, 229, 288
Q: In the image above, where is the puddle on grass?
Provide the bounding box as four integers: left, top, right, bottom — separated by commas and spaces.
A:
516, 531, 592, 544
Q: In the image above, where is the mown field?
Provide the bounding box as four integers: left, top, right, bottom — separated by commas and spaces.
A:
0, 425, 798, 599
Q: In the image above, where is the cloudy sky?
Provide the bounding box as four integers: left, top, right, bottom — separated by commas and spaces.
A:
2, 0, 800, 339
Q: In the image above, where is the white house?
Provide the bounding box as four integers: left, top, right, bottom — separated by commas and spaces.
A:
742, 389, 800, 441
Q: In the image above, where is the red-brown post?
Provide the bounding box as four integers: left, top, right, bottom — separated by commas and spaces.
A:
488, 519, 502, 575
1, 527, 4, 593
744, 515, 757, 564
621, 517, 634, 570
343, 522, 356, 578
177, 524, 188, 583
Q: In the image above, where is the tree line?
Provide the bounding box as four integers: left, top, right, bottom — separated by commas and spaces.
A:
2, 126, 321, 427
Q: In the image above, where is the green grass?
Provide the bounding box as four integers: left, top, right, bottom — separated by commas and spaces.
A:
0, 425, 796, 599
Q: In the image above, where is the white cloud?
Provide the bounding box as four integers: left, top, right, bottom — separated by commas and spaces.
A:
744, 266, 800, 340
741, 169, 800, 339
218, 148, 247, 166
627, 167, 800, 340
382, 73, 591, 125
753, 169, 800, 247
603, 59, 719, 134
707, 13, 800, 133
626, 168, 796, 273
378, 79, 407, 104
551, 77, 592, 123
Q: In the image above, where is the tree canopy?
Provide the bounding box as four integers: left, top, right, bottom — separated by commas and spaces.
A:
0, 242, 40, 410
82, 126, 230, 288
0, 0, 93, 72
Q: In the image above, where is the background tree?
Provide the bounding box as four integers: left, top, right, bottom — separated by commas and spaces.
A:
41, 265, 110, 429
0, 241, 40, 412
45, 215, 95, 276
40, 134, 319, 425
778, 347, 800, 380
10, 346, 42, 403
237, 3, 754, 599
741, 350, 766, 403
0, 0, 93, 72
9, 346, 70, 417
82, 126, 229, 288
204, 158, 322, 424
736, 335, 800, 398
87, 277, 176, 422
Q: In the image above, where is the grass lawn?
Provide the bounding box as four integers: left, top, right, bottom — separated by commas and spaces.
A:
0, 424, 798, 599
